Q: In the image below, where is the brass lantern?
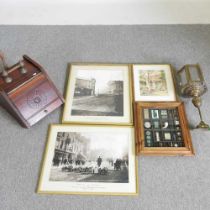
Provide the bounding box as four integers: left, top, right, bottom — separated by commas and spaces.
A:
177, 64, 209, 129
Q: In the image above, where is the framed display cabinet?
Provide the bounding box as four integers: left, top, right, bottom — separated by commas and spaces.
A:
135, 101, 194, 156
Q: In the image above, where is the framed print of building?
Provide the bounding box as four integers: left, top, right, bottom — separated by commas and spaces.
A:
132, 64, 177, 102
62, 64, 133, 125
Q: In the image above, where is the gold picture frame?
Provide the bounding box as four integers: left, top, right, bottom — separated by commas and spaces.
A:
135, 102, 194, 156
62, 63, 133, 125
37, 124, 138, 195
132, 64, 177, 102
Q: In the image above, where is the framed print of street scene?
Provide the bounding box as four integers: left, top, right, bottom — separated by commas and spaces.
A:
37, 125, 137, 195
62, 64, 133, 125
132, 64, 176, 101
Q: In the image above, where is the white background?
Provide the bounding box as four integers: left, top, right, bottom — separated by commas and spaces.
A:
0, 0, 210, 25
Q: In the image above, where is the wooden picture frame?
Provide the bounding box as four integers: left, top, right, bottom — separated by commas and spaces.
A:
135, 102, 194, 156
37, 124, 138, 195
62, 63, 133, 125
132, 64, 177, 102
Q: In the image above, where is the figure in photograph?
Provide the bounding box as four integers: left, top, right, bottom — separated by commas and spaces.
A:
114, 159, 122, 171
71, 69, 124, 116
139, 70, 168, 96
97, 156, 102, 167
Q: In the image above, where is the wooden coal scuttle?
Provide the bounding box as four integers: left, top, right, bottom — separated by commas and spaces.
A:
0, 53, 64, 128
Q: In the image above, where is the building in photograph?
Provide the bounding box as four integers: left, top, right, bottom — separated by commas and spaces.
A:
139, 71, 167, 93
107, 80, 123, 95
74, 77, 96, 96
53, 132, 90, 166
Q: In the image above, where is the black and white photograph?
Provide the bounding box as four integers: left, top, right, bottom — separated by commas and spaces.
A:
62, 64, 132, 124
38, 125, 137, 195
72, 70, 123, 116
50, 131, 129, 183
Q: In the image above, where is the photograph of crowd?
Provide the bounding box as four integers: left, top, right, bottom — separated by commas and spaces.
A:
49, 131, 129, 183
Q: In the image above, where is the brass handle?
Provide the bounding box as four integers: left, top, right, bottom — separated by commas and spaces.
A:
0, 52, 13, 83
19, 60, 27, 74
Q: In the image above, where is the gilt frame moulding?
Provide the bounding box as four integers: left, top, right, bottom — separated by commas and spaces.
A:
37, 124, 138, 196
62, 63, 134, 126
132, 64, 178, 102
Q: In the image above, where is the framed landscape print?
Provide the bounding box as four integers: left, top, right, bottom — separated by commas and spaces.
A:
62, 64, 133, 125
132, 64, 176, 101
135, 102, 194, 156
37, 125, 138, 195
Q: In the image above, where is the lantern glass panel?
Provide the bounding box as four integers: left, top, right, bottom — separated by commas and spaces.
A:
179, 69, 187, 86
189, 66, 200, 81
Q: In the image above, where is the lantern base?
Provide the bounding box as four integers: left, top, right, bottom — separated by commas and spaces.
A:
196, 121, 210, 129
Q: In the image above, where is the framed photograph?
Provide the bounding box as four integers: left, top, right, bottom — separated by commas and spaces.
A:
135, 102, 194, 156
62, 64, 133, 125
132, 64, 176, 101
37, 125, 138, 195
